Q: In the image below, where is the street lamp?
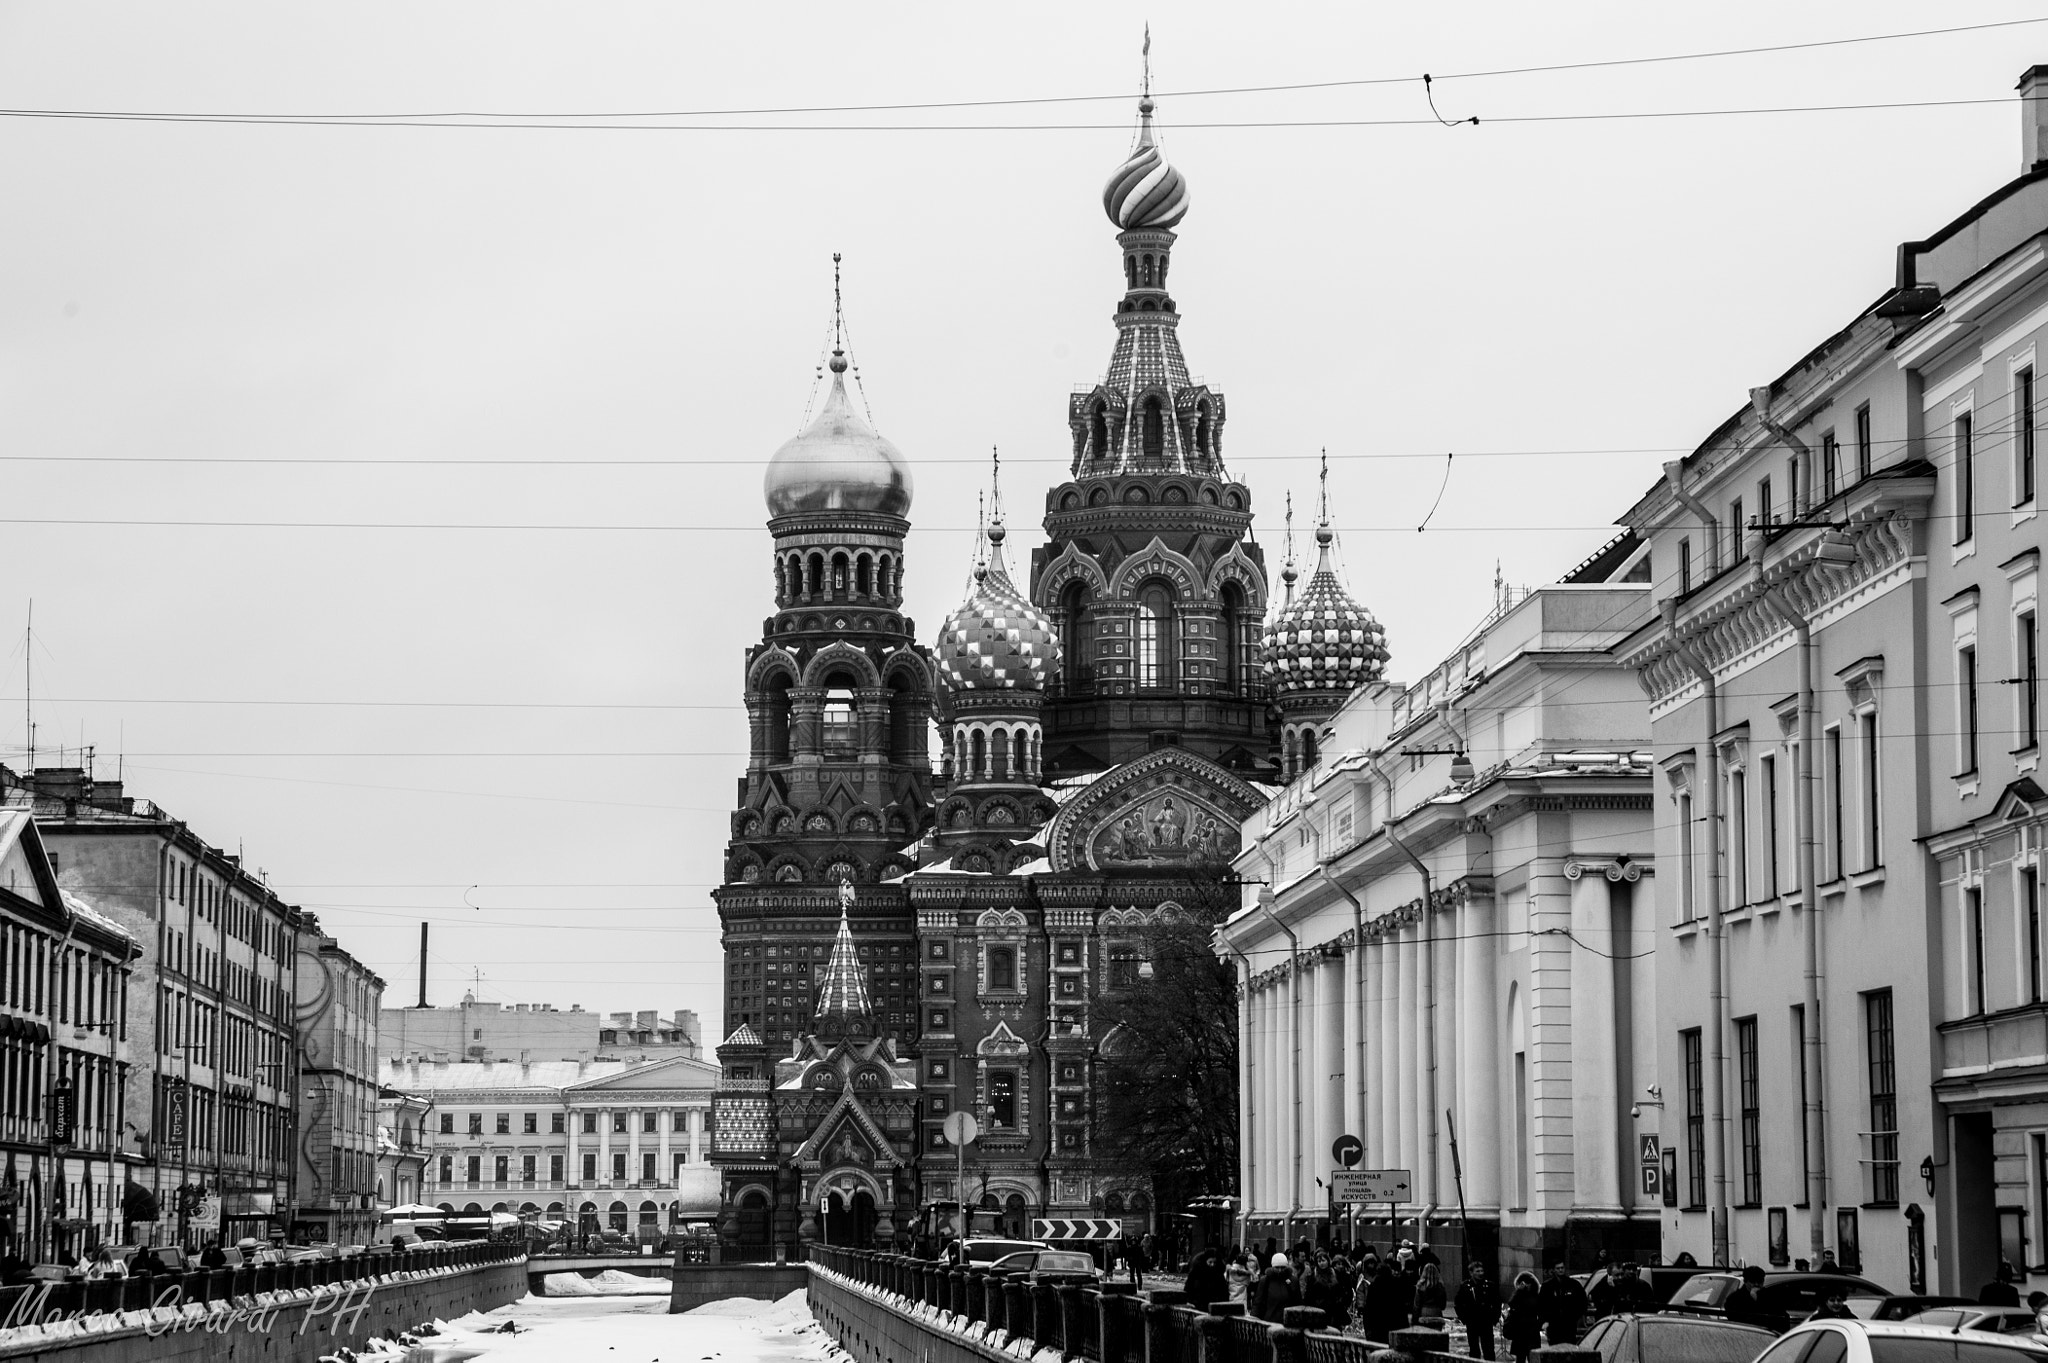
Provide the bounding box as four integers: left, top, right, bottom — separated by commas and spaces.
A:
1399, 747, 1476, 785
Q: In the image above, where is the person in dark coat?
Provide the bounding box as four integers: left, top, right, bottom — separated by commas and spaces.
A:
1504, 1273, 1544, 1363
1810, 1290, 1858, 1321
1184, 1249, 1230, 1312
130, 1247, 167, 1277
1982, 1262, 2023, 1306
1360, 1259, 1413, 1342
1251, 1252, 1302, 1322
1306, 1256, 1347, 1325
1537, 1262, 1588, 1345
1724, 1265, 1768, 1327
198, 1239, 227, 1270
1591, 1262, 1659, 1317
1454, 1262, 1502, 1361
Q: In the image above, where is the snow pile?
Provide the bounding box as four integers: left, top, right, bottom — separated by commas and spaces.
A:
543, 1270, 672, 1298
398, 1286, 844, 1363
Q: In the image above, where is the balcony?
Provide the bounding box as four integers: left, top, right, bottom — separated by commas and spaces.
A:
1937, 1005, 2048, 1094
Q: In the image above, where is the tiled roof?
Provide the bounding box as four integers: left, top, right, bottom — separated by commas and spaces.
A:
812, 895, 874, 1034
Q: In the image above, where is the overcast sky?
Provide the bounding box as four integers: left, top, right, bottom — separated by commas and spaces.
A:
0, 2, 2034, 1033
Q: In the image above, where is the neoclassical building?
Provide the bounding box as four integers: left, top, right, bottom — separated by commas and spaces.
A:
711, 93, 1307, 1257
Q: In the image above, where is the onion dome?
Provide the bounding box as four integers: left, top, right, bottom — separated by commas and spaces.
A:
1102, 98, 1190, 231
1263, 525, 1388, 694
936, 522, 1058, 692
763, 351, 913, 518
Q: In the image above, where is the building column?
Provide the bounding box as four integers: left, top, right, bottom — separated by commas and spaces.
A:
658, 1109, 672, 1185
1377, 935, 1398, 1175
567, 1112, 581, 1183
1528, 859, 1574, 1217
1398, 919, 1420, 1181
1320, 953, 1345, 1211
628, 1110, 642, 1186
1458, 891, 1501, 1214
1568, 864, 1622, 1214
598, 1111, 612, 1183
1343, 938, 1364, 1152
689, 1108, 703, 1165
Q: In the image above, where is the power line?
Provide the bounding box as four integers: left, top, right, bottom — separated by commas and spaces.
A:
0, 18, 2035, 126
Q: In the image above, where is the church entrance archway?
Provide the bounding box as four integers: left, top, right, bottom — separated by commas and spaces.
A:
823, 1188, 876, 1247
736, 1190, 771, 1262
1002, 1193, 1027, 1239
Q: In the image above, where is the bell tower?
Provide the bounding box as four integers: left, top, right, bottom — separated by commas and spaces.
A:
1031, 96, 1273, 777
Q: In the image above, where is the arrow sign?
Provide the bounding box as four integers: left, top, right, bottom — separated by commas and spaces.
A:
1331, 1169, 1412, 1204
1032, 1217, 1123, 1241
1332, 1134, 1364, 1169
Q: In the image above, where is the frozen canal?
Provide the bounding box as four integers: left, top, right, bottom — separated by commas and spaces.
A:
386, 1287, 847, 1363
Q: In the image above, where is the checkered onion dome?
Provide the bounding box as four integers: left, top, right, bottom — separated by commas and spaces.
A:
937, 533, 1059, 693
1263, 538, 1388, 693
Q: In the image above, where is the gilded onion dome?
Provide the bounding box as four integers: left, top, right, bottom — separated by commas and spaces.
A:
763, 350, 914, 518
1102, 98, 1190, 231
936, 518, 1058, 692
1263, 500, 1388, 694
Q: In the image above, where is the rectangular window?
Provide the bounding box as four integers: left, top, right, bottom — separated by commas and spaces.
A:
1683, 1028, 1707, 1209
1956, 411, 1976, 543
465, 1155, 480, 1183
1758, 476, 1775, 526
674, 1111, 688, 1132
2022, 611, 2040, 752
1729, 498, 1746, 564
439, 1154, 453, 1182
1730, 767, 1749, 906
1961, 645, 1981, 775
2036, 1135, 2048, 1269
1856, 404, 1873, 479
1136, 608, 1162, 688
2029, 867, 2044, 1005
611, 1152, 626, 1182
523, 1112, 538, 1135
581, 1152, 596, 1182
990, 1070, 1018, 1129
2020, 366, 2037, 505
468, 1113, 483, 1136
642, 1111, 657, 1133
495, 1112, 510, 1135
1737, 1017, 1762, 1207
1969, 885, 1988, 1015
1868, 989, 1900, 1205
642, 1151, 657, 1182
1862, 712, 1881, 869
552, 1112, 565, 1134
521, 1154, 535, 1181
1677, 792, 1697, 923
1793, 1004, 1812, 1200
1821, 431, 1839, 499
582, 1112, 597, 1134
494, 1154, 508, 1183
550, 1154, 564, 1182
1677, 537, 1692, 595
1826, 726, 1845, 882
612, 1111, 627, 1134
1761, 754, 1780, 900
1787, 458, 1801, 515
440, 1113, 454, 1135
987, 946, 1017, 992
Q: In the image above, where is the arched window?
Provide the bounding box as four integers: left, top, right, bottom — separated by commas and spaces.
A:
1301, 728, 1319, 770
830, 552, 850, 597
1220, 582, 1246, 691
807, 553, 825, 596
822, 687, 858, 758
1141, 254, 1154, 287
856, 555, 872, 597
1015, 727, 1030, 779
1061, 583, 1092, 689
763, 675, 794, 763
1196, 401, 1212, 458
1136, 584, 1174, 690
970, 729, 986, 779
1091, 404, 1110, 461
878, 554, 894, 600
1142, 399, 1165, 459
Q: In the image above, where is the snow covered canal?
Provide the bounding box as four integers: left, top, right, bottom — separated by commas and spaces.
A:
383, 1286, 848, 1363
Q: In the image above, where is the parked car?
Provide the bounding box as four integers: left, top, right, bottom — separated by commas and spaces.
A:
987, 1249, 1101, 1285
1585, 1266, 1732, 1313
1897, 1309, 2043, 1337
1849, 1299, 1979, 1323
951, 1238, 1051, 1265
1579, 1312, 1775, 1363
1669, 1273, 1891, 1331
1753, 1319, 2048, 1363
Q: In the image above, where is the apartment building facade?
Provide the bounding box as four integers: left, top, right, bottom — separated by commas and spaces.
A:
1616, 67, 2048, 1295
295, 916, 383, 1246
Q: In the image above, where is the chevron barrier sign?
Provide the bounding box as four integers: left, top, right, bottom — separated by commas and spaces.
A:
1033, 1217, 1123, 1241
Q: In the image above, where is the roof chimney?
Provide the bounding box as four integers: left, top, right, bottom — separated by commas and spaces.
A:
2022, 65, 2048, 172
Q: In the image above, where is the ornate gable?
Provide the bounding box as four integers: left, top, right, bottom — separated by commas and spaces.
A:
791, 1090, 902, 1171
1043, 748, 1267, 871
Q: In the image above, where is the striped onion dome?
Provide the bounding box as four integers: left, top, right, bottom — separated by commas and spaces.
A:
1102, 99, 1190, 231
1262, 529, 1388, 693
936, 527, 1058, 692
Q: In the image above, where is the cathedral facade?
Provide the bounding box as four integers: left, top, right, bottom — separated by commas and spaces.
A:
710, 96, 1389, 1259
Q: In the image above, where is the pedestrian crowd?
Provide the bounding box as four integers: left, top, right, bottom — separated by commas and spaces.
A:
1174, 1242, 1671, 1363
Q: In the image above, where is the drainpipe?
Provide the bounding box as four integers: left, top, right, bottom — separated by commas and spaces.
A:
1664, 461, 1722, 575
1379, 823, 1439, 1250
1759, 573, 1829, 1261
1253, 836, 1303, 1245
1316, 859, 1364, 1250
1661, 598, 1731, 1267
1751, 388, 1815, 516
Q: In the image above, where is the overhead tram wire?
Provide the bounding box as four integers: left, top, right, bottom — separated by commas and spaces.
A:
0, 16, 2036, 126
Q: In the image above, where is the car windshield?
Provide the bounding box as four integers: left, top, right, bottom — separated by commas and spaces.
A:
1870, 1340, 2048, 1363
965, 1241, 1043, 1263
1765, 1280, 1890, 1316
1640, 1318, 1778, 1363
1673, 1277, 1737, 1308
989, 1253, 1035, 1272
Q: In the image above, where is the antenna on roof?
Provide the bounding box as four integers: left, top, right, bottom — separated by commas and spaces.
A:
23, 600, 33, 772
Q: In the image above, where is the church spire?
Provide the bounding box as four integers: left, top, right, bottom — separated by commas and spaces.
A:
1281, 492, 1299, 606
813, 879, 875, 1035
